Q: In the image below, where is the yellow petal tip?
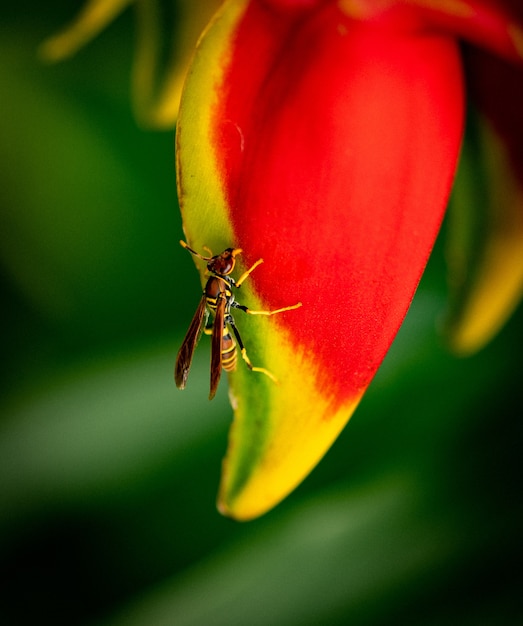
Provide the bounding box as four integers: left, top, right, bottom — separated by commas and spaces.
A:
216, 336, 365, 520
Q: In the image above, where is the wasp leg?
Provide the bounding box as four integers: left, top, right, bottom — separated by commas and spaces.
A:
232, 301, 302, 316
226, 316, 278, 383
235, 258, 264, 287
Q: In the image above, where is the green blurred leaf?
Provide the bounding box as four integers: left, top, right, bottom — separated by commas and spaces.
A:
103, 476, 462, 626
0, 20, 180, 349
0, 339, 229, 533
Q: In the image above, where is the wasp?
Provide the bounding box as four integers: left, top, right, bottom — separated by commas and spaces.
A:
175, 240, 302, 399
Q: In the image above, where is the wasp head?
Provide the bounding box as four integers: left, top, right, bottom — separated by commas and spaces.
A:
208, 248, 242, 276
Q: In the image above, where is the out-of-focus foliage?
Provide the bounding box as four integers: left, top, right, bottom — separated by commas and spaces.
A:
1, 2, 522, 625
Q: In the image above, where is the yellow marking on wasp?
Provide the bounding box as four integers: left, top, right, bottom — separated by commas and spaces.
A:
222, 356, 237, 370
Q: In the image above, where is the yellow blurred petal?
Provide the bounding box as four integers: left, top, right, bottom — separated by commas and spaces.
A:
132, 0, 222, 128
39, 0, 133, 62
445, 117, 523, 355
40, 0, 220, 128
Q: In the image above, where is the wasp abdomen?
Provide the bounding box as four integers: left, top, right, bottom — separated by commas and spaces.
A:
221, 331, 237, 372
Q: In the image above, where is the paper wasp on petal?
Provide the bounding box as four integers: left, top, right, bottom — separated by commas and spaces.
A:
175, 240, 302, 400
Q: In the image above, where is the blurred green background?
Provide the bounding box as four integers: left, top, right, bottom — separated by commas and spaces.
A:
1, 2, 522, 625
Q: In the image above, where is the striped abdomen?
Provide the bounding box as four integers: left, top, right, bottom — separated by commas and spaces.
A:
221, 330, 237, 372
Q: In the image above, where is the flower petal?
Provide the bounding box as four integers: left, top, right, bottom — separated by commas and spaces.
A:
340, 0, 523, 62
41, 0, 221, 128
176, 0, 464, 519
445, 47, 523, 353
132, 0, 223, 128
39, 0, 133, 61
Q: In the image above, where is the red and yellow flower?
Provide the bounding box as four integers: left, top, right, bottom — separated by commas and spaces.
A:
176, 0, 523, 519
46, 0, 523, 519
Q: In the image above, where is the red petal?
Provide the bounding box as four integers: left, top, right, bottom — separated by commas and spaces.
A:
212, 1, 464, 403
337, 0, 523, 62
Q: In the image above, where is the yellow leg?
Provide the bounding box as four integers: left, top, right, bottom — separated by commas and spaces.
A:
240, 348, 279, 383
236, 258, 264, 287
242, 302, 302, 316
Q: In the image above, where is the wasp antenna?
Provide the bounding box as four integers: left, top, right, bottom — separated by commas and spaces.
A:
180, 240, 212, 261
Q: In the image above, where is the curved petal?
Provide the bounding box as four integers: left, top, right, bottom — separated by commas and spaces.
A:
40, 0, 221, 128
339, 0, 523, 62
132, 0, 223, 128
176, 0, 464, 519
445, 47, 523, 353
39, 0, 133, 61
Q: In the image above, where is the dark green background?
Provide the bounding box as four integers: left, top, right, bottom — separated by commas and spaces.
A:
1, 2, 522, 624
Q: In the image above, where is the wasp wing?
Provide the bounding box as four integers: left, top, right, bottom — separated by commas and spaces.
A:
209, 294, 226, 400
175, 296, 207, 389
